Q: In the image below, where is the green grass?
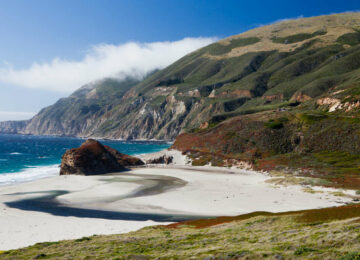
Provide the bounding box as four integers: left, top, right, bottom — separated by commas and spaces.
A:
265, 44, 347, 98
340, 252, 360, 260
207, 37, 260, 55
294, 246, 317, 256
272, 30, 327, 44
149, 95, 166, 108
209, 101, 292, 124
2, 205, 360, 259
74, 236, 92, 242
337, 31, 360, 46
314, 151, 360, 174
264, 119, 284, 129
297, 112, 328, 124
223, 97, 250, 112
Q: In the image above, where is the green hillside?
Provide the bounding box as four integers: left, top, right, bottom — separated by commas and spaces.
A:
1, 12, 360, 142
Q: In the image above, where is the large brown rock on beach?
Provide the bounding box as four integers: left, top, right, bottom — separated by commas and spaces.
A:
104, 145, 145, 167
60, 139, 144, 175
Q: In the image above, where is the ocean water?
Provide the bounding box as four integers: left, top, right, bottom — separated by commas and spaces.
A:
0, 134, 170, 186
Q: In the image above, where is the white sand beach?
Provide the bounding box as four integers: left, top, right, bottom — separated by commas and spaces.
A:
0, 151, 356, 250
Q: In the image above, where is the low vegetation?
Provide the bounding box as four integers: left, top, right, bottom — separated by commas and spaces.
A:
173, 109, 360, 189
337, 31, 360, 46
271, 30, 327, 44
207, 37, 260, 55
2, 204, 360, 259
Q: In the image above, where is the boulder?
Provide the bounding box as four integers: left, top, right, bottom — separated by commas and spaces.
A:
60, 139, 144, 175
104, 145, 145, 167
146, 155, 173, 165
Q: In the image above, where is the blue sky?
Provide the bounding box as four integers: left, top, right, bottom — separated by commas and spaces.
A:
0, 0, 359, 120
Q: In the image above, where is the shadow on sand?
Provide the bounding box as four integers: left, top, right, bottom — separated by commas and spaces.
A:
5, 173, 211, 222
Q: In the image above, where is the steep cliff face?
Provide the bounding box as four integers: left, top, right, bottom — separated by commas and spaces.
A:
0, 120, 28, 134
0, 77, 142, 137
1, 13, 360, 140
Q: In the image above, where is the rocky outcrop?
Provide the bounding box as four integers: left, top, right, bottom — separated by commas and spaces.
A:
146, 155, 174, 165
104, 145, 145, 167
316, 97, 360, 112
262, 94, 284, 102
59, 139, 144, 175
219, 89, 253, 98
316, 97, 342, 112
199, 122, 209, 129
290, 92, 312, 102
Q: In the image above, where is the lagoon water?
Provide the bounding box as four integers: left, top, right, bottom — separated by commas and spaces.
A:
0, 134, 170, 185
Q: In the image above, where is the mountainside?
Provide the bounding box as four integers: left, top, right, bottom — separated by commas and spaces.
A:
0, 77, 141, 137
2, 12, 360, 140
169, 13, 360, 189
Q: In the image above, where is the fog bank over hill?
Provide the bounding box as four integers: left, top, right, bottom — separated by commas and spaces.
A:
0, 37, 216, 93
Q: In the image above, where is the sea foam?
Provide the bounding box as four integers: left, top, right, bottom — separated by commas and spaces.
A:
0, 165, 59, 186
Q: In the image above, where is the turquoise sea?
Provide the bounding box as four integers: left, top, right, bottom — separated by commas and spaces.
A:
0, 134, 170, 185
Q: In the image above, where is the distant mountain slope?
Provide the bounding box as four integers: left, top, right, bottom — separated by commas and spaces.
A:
1, 12, 360, 140
0, 77, 140, 137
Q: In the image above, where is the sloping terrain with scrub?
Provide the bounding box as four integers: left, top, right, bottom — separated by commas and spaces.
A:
2, 204, 360, 259
2, 13, 360, 141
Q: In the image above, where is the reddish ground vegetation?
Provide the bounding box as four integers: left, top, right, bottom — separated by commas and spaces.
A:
173, 111, 360, 189
166, 204, 360, 229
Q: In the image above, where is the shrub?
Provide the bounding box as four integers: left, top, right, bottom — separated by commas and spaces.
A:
298, 113, 327, 124
337, 32, 360, 46
208, 37, 260, 55
339, 252, 360, 260
294, 246, 316, 255
75, 237, 92, 242
272, 30, 326, 44
264, 120, 284, 129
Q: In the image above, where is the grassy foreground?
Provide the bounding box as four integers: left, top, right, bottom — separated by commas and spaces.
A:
2, 204, 360, 259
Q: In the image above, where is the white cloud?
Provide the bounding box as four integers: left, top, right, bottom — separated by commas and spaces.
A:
0, 37, 216, 93
0, 111, 35, 121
